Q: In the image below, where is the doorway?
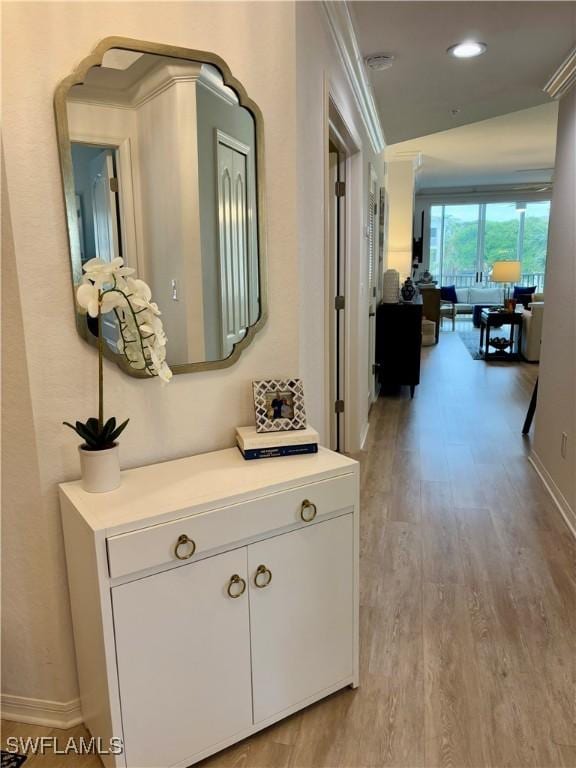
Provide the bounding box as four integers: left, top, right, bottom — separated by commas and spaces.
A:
70, 142, 123, 265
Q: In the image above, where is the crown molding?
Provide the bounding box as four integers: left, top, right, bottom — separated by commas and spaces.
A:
68, 60, 238, 110
544, 47, 576, 100
386, 150, 423, 172
322, 1, 386, 154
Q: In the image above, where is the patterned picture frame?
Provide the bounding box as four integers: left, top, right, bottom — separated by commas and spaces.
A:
252, 379, 307, 433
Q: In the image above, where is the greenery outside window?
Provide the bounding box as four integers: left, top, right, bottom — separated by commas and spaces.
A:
429, 200, 550, 291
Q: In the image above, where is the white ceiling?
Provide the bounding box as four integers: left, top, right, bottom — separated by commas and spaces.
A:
386, 102, 559, 190
352, 1, 576, 144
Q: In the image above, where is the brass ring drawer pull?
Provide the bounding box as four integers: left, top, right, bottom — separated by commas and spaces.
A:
300, 499, 317, 522
254, 564, 272, 588
227, 574, 246, 599
174, 534, 196, 560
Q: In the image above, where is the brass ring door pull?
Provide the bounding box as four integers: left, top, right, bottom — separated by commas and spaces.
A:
227, 574, 246, 598
254, 564, 272, 588
300, 499, 317, 522
174, 534, 196, 560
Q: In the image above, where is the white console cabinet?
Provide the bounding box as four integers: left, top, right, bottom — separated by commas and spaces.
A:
60, 447, 359, 768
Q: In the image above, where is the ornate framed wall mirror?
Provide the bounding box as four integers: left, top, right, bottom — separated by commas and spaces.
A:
55, 37, 267, 376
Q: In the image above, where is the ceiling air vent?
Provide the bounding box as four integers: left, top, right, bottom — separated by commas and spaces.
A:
365, 54, 395, 71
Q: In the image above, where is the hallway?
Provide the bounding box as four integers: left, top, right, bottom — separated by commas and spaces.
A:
208, 332, 575, 767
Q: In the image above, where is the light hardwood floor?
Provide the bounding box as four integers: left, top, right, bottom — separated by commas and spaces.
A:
2, 331, 575, 767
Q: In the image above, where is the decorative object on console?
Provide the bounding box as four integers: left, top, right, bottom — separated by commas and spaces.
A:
236, 425, 319, 460
505, 298, 518, 312
64, 257, 171, 493
400, 277, 417, 302
416, 269, 436, 286
253, 379, 307, 433
382, 268, 400, 303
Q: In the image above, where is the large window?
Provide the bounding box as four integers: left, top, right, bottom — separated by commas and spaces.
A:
429, 200, 550, 291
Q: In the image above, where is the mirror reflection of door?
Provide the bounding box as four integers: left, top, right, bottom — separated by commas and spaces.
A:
71, 143, 122, 265
90, 150, 121, 262
71, 143, 122, 349
217, 134, 252, 358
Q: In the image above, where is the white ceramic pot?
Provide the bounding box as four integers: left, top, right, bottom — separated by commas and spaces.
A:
78, 444, 121, 493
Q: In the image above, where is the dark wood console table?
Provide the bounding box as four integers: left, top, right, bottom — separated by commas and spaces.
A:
376, 301, 422, 398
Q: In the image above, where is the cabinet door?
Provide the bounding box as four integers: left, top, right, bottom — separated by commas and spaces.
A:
248, 514, 354, 723
112, 548, 252, 768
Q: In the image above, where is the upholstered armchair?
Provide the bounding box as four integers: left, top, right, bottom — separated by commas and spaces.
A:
521, 301, 544, 362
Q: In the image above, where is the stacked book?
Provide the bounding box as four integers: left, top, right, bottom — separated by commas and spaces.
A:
236, 425, 319, 460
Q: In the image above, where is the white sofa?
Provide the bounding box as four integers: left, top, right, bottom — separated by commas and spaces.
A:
521, 301, 544, 362
453, 286, 504, 313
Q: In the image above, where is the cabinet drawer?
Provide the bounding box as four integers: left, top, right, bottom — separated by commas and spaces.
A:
107, 473, 356, 579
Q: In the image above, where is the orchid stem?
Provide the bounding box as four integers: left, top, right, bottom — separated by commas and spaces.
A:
98, 296, 104, 430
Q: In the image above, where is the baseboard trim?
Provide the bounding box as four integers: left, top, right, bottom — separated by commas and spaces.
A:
360, 420, 370, 451
1, 693, 83, 729
528, 451, 576, 539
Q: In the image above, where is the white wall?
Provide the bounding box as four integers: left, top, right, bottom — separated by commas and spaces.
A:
532, 84, 576, 521
295, 2, 384, 452
2, 0, 298, 708
137, 80, 205, 364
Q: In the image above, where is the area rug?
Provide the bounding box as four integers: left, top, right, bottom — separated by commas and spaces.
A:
457, 327, 484, 360
1, 752, 27, 768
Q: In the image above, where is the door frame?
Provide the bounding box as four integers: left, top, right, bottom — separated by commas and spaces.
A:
324, 87, 362, 454
367, 163, 379, 408
70, 134, 144, 277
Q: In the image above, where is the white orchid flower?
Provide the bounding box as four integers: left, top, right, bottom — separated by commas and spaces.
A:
157, 361, 173, 384
127, 277, 162, 315
77, 260, 172, 383
83, 257, 135, 289
147, 342, 172, 384
76, 283, 99, 317
76, 283, 125, 318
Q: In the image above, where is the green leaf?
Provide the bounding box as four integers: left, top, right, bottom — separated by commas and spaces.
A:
108, 418, 130, 444
75, 422, 97, 447
85, 417, 100, 436
101, 417, 117, 443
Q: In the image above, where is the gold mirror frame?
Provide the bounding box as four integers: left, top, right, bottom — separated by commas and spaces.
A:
54, 36, 268, 377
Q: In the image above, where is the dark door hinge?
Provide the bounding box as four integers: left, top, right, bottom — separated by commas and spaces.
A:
109, 177, 119, 193
334, 400, 345, 414
335, 295, 345, 311
335, 181, 346, 197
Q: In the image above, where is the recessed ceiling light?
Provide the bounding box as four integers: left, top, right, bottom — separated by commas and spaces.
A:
447, 41, 487, 59
365, 53, 395, 71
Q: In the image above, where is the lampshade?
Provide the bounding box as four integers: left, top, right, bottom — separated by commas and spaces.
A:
491, 261, 521, 283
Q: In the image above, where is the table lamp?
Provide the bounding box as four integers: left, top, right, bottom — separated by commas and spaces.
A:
491, 261, 521, 303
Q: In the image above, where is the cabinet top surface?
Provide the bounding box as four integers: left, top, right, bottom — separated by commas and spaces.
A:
59, 446, 358, 532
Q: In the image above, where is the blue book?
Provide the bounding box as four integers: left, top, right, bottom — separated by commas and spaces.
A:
238, 443, 318, 460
